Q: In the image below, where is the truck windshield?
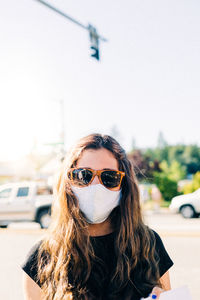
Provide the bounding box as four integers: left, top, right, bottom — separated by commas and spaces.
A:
0, 188, 12, 198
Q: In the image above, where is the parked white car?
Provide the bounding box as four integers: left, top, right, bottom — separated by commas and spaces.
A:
169, 188, 200, 218
0, 181, 53, 228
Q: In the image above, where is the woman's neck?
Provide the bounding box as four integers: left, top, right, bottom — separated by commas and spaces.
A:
88, 217, 114, 237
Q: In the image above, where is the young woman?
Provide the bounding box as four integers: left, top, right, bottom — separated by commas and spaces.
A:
22, 133, 173, 300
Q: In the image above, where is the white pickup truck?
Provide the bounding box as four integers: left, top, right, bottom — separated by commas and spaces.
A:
0, 181, 53, 228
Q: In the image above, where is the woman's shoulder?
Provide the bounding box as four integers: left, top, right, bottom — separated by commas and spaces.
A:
143, 226, 164, 245
26, 239, 43, 255
150, 228, 164, 245
21, 240, 44, 286
148, 228, 168, 251
148, 227, 174, 277
23, 240, 44, 264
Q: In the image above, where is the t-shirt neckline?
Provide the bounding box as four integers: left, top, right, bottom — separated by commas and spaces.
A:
89, 231, 116, 239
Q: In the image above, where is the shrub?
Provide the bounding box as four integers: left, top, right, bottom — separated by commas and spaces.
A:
153, 172, 178, 202
183, 171, 200, 194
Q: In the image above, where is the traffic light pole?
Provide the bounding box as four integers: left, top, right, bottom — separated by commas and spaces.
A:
34, 0, 108, 60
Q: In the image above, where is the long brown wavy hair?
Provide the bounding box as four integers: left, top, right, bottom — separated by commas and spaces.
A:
37, 133, 162, 300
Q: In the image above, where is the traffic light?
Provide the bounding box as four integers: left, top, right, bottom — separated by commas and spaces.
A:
88, 24, 100, 61
90, 46, 99, 60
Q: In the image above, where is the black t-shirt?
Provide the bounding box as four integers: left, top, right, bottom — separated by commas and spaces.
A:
21, 229, 173, 300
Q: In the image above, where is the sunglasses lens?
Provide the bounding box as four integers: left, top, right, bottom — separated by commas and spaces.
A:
101, 171, 122, 188
70, 168, 93, 187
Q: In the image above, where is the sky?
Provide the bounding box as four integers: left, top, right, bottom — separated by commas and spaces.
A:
0, 0, 200, 160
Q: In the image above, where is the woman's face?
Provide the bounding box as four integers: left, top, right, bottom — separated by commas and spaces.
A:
76, 148, 120, 191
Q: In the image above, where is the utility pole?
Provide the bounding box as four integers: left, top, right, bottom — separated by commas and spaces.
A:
34, 0, 108, 60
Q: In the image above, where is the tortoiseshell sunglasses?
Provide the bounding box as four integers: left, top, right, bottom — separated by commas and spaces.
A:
67, 168, 125, 189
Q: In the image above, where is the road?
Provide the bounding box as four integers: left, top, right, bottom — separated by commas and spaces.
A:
0, 211, 199, 300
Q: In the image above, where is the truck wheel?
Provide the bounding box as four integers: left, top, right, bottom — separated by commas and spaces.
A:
180, 205, 196, 218
37, 209, 51, 228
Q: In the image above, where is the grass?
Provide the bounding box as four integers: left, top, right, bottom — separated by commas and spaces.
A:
160, 200, 171, 208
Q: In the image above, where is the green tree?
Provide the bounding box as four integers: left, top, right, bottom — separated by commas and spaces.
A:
159, 160, 186, 182
182, 145, 200, 174
144, 144, 200, 176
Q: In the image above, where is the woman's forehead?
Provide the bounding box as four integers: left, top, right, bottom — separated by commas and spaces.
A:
76, 148, 119, 170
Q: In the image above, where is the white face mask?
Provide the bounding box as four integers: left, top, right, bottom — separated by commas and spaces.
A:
71, 184, 121, 224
